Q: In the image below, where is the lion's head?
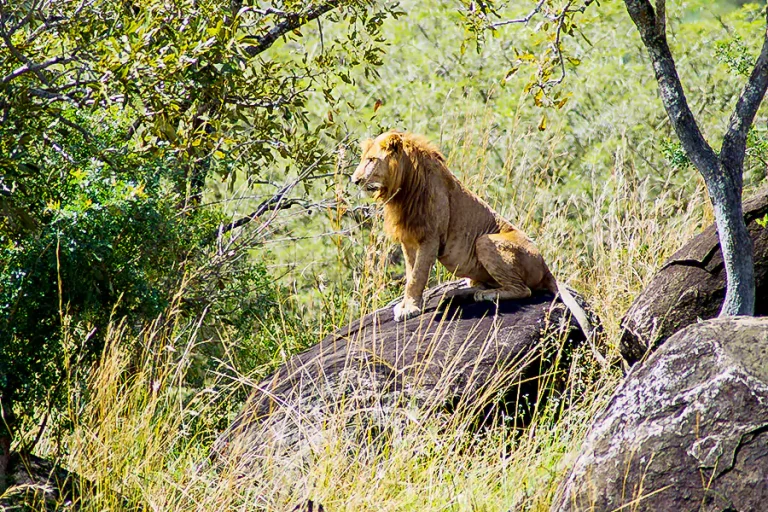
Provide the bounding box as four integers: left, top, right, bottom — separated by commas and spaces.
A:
351, 131, 454, 243
350, 131, 405, 199
351, 131, 447, 199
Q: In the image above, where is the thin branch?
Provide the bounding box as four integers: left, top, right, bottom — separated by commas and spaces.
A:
55, 115, 119, 169
210, 152, 329, 244
720, 6, 768, 173
546, 1, 572, 86
28, 87, 77, 103
24, 15, 67, 45
1, 55, 77, 84
489, 0, 546, 28
252, 7, 289, 17
654, 0, 665, 35
244, 0, 341, 57
2, 0, 39, 37
42, 132, 75, 163
317, 16, 324, 54
223, 197, 308, 234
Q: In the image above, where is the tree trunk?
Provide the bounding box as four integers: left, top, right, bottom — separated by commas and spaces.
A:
708, 164, 755, 315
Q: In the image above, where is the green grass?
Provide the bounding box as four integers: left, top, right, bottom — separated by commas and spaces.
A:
15, 150, 712, 510
7, 0, 768, 510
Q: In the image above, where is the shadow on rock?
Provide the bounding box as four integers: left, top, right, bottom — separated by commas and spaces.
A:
1, 452, 85, 511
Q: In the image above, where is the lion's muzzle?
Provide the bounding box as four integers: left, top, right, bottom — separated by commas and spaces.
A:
351, 159, 383, 194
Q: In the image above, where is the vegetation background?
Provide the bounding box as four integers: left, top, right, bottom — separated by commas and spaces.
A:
1, 0, 766, 509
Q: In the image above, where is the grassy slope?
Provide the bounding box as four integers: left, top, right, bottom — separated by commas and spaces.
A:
16, 1, 768, 510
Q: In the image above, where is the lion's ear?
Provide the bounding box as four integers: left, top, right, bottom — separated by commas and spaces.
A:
360, 138, 374, 154
381, 132, 402, 153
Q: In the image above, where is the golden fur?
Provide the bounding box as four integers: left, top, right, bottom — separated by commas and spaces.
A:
374, 133, 453, 244
352, 131, 561, 322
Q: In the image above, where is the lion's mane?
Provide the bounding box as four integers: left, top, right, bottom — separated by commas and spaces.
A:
380, 133, 457, 244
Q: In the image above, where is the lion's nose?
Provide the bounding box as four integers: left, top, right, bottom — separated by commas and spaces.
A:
350, 174, 361, 185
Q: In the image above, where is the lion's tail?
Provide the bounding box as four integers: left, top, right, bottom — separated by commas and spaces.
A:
556, 282, 593, 341
546, 273, 606, 366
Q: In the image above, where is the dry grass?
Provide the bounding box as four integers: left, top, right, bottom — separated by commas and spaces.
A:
10, 104, 720, 511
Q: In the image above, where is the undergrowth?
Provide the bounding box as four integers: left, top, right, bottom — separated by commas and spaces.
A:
14, 153, 712, 510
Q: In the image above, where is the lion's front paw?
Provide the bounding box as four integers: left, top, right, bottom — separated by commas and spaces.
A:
393, 300, 422, 322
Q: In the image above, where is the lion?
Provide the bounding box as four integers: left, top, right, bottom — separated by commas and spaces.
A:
351, 131, 592, 338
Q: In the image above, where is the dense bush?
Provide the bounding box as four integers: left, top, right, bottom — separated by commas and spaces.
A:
0, 112, 277, 445
0, 0, 402, 451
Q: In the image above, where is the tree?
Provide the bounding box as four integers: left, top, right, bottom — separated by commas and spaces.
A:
0, 0, 398, 486
621, 0, 768, 316
460, 0, 766, 317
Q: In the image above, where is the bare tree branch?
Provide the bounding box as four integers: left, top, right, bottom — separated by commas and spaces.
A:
210, 154, 328, 245
489, 0, 546, 28
219, 197, 306, 236
546, 1, 572, 87
244, 0, 341, 57
1, 54, 77, 84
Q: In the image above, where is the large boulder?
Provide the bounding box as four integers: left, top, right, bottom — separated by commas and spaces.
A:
214, 281, 594, 462
551, 317, 768, 512
620, 188, 768, 365
0, 452, 84, 511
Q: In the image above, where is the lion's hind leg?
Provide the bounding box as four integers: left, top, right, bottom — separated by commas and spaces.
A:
473, 232, 540, 302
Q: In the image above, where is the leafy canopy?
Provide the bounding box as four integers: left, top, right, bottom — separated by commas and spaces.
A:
0, 0, 400, 440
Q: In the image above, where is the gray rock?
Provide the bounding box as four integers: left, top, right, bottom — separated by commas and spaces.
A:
0, 452, 84, 511
551, 317, 768, 512
620, 188, 768, 366
214, 281, 594, 463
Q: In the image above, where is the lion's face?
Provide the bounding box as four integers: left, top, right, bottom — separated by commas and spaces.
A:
351, 132, 403, 197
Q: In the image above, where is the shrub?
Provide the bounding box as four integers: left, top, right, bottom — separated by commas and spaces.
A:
0, 120, 276, 451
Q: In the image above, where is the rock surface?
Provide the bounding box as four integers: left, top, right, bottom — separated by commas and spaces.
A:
214, 281, 593, 461
551, 317, 768, 512
620, 188, 768, 365
0, 452, 84, 511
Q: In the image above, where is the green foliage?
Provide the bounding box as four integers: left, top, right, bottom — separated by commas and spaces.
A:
1, 0, 415, 440
661, 138, 692, 170
0, 0, 402, 201
715, 35, 753, 76
0, 0, 403, 436
0, 128, 277, 436
456, 0, 595, 109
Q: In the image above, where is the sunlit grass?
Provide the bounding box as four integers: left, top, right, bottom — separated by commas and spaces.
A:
15, 124, 716, 510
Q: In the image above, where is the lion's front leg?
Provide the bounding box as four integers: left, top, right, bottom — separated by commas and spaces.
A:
394, 240, 438, 322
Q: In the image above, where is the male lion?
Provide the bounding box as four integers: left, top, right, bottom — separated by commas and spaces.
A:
351, 131, 591, 337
